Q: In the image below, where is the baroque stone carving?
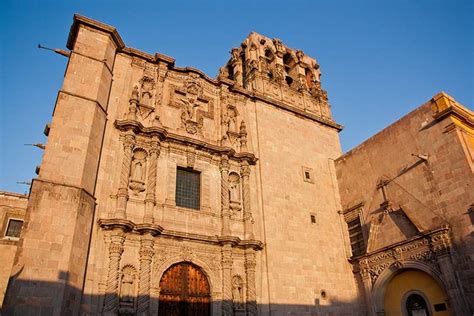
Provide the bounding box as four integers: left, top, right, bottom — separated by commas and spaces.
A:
169, 75, 215, 134
119, 265, 137, 315
232, 275, 245, 311
229, 172, 241, 214
103, 231, 125, 313
129, 149, 147, 194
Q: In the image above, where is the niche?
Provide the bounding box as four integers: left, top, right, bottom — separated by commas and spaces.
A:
119, 265, 137, 314
229, 172, 241, 212
129, 148, 147, 194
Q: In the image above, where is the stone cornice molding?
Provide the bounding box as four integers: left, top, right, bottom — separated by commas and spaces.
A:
98, 218, 264, 250
431, 92, 473, 124
67, 14, 125, 50
353, 225, 451, 286
114, 119, 258, 164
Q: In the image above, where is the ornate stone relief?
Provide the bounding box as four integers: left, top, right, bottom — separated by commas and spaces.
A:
127, 75, 157, 122
357, 227, 450, 287
169, 74, 215, 134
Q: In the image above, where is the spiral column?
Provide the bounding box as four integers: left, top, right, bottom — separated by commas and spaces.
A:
137, 234, 155, 315
144, 137, 160, 223
241, 161, 254, 240
220, 156, 231, 236
103, 231, 125, 314
244, 249, 257, 316
116, 134, 135, 219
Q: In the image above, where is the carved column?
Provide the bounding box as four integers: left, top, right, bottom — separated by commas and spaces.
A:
127, 89, 139, 120
433, 235, 469, 316
244, 249, 257, 316
241, 162, 254, 240
103, 230, 125, 315
358, 262, 376, 316
222, 244, 233, 316
116, 134, 135, 219
137, 234, 155, 315
220, 156, 231, 236
144, 137, 160, 223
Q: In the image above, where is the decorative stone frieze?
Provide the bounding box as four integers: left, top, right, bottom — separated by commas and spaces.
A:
356, 226, 451, 287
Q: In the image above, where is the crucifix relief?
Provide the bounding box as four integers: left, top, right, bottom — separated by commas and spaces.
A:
169, 74, 214, 134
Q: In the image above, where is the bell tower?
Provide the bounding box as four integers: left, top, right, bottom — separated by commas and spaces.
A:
218, 32, 334, 124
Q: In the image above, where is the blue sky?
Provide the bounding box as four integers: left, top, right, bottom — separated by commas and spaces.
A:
0, 0, 472, 193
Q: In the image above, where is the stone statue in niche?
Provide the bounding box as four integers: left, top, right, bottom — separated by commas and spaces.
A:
129, 149, 147, 194
131, 85, 139, 100
139, 76, 155, 107
222, 105, 240, 148
232, 275, 244, 311
229, 172, 241, 213
119, 265, 136, 312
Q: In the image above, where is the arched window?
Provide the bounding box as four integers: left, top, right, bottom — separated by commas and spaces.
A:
283, 53, 297, 86
406, 293, 430, 316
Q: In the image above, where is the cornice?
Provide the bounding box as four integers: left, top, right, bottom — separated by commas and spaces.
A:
114, 119, 258, 164
98, 217, 264, 250
67, 14, 125, 50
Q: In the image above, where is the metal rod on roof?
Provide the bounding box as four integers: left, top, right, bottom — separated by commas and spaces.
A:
38, 44, 70, 57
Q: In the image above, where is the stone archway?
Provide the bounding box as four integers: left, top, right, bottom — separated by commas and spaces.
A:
158, 262, 211, 316
374, 265, 451, 316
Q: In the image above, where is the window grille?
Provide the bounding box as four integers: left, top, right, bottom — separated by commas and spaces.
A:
5, 219, 23, 238
175, 167, 201, 210
347, 217, 365, 256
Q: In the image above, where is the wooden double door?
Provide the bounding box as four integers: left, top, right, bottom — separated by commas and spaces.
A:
158, 262, 211, 316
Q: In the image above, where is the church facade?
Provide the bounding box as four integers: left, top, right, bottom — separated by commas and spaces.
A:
1, 15, 472, 316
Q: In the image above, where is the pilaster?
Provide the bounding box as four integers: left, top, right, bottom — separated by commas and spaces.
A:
144, 137, 160, 223
241, 161, 254, 240
220, 156, 231, 236
103, 230, 125, 315
244, 249, 258, 316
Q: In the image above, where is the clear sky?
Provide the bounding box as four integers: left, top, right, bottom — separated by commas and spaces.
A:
0, 0, 472, 194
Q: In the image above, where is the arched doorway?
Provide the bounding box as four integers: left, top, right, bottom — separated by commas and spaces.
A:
383, 269, 451, 316
158, 262, 211, 316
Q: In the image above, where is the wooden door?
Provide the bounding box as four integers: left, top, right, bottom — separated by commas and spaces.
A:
158, 262, 211, 316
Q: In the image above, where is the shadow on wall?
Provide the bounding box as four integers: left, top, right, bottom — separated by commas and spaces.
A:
1, 274, 365, 316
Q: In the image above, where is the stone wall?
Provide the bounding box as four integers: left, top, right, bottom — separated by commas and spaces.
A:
0, 192, 27, 308
335, 93, 474, 314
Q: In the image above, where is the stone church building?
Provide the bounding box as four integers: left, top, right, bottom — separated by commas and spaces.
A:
0, 15, 473, 316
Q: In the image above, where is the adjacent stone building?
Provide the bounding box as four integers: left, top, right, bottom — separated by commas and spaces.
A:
0, 14, 472, 316
0, 192, 28, 308
335, 92, 473, 315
